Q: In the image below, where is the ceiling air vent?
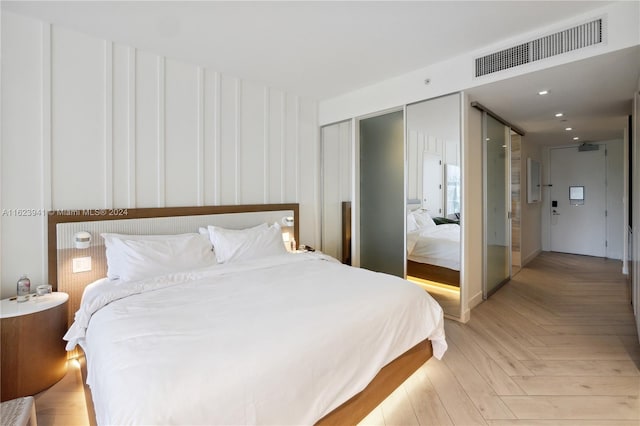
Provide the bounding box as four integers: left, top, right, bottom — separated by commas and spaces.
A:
475, 18, 603, 77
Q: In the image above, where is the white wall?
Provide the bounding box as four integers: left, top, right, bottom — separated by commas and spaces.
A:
606, 140, 624, 260
0, 11, 319, 298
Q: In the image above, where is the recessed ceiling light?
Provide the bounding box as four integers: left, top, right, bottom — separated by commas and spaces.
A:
538, 90, 549, 95
565, 127, 573, 131
555, 113, 564, 117
573, 136, 580, 140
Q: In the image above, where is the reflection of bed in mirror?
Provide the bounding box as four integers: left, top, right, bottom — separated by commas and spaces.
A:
406, 208, 460, 287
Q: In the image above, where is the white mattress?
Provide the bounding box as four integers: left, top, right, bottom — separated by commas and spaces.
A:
65, 253, 447, 425
407, 224, 460, 271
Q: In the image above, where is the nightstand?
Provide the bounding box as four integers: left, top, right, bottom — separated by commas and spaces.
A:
1, 292, 69, 402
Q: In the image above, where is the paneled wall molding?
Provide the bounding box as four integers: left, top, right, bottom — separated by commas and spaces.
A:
295, 96, 300, 203
280, 92, 286, 202
104, 40, 114, 208
197, 66, 205, 206
1, 11, 320, 297
234, 78, 242, 205
263, 86, 271, 204
40, 21, 52, 281
213, 71, 222, 205
127, 46, 137, 208
156, 55, 166, 207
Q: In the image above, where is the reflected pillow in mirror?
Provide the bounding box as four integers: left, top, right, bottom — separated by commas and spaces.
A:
412, 210, 437, 229
407, 213, 419, 233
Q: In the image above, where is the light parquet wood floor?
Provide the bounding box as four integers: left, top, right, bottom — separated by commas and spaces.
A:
360, 252, 640, 426
33, 252, 639, 425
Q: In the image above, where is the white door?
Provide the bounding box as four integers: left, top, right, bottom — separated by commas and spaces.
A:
549, 145, 606, 257
422, 152, 443, 215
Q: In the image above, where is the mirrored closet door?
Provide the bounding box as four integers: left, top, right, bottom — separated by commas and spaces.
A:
406, 93, 462, 318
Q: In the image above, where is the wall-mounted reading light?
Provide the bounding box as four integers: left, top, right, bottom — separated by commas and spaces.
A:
74, 231, 91, 249
281, 216, 294, 227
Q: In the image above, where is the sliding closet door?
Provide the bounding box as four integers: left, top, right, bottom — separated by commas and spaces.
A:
360, 111, 405, 277
320, 121, 352, 262
484, 113, 511, 297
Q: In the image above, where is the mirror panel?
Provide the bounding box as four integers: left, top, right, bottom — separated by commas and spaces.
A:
406, 93, 462, 317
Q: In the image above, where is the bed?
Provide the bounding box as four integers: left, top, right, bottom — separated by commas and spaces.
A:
48, 204, 447, 425
406, 209, 460, 287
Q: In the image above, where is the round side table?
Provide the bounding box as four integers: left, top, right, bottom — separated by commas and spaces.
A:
1, 292, 69, 401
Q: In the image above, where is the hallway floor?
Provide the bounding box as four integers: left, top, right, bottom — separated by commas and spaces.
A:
361, 251, 640, 425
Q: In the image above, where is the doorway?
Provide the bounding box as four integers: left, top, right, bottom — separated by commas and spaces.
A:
549, 145, 606, 257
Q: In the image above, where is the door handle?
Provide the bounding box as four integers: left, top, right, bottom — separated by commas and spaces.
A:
552, 209, 560, 216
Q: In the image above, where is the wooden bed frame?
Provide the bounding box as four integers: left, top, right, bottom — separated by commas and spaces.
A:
48, 204, 433, 425
407, 259, 460, 287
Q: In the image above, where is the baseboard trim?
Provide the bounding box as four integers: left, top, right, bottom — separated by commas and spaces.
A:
522, 249, 542, 267
469, 291, 483, 310
463, 291, 484, 322
457, 309, 470, 323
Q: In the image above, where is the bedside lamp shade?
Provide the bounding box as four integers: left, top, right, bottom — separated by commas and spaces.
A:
74, 231, 91, 249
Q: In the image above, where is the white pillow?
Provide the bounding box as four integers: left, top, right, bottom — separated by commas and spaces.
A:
102, 233, 216, 281
202, 222, 266, 246
413, 210, 437, 229
208, 223, 287, 263
407, 213, 419, 233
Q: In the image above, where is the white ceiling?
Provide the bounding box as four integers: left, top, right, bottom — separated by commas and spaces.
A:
466, 46, 640, 146
3, 1, 638, 145
3, 0, 614, 99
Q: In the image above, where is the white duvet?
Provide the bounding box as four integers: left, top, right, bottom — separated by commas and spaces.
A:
65, 253, 446, 426
407, 224, 460, 271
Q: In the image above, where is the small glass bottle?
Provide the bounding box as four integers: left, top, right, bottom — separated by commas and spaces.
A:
17, 274, 31, 303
